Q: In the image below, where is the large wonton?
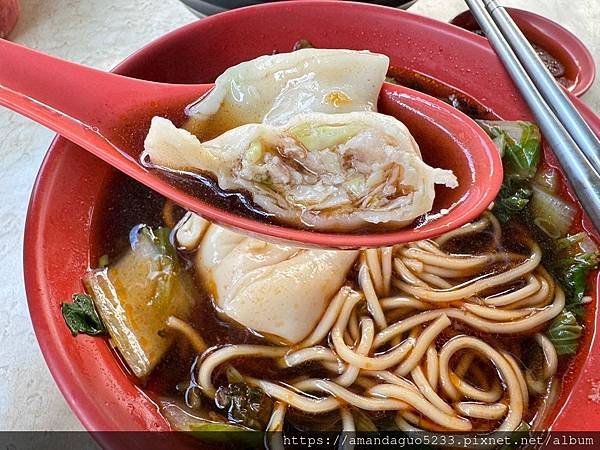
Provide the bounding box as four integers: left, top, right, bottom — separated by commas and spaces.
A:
194, 222, 358, 344
186, 48, 389, 132
144, 111, 457, 231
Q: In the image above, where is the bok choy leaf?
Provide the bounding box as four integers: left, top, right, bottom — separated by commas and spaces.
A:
552, 233, 599, 316
61, 293, 106, 336
352, 409, 379, 432
546, 309, 583, 356
160, 399, 262, 448
478, 121, 541, 222
543, 233, 597, 355
478, 120, 540, 178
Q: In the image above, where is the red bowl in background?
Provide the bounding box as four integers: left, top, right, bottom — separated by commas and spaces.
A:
0, 0, 20, 38
23, 0, 600, 442
450, 7, 596, 97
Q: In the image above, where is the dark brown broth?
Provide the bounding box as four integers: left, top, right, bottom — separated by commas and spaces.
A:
157, 170, 276, 224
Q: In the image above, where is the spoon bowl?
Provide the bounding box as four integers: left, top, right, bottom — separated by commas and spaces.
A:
0, 39, 502, 248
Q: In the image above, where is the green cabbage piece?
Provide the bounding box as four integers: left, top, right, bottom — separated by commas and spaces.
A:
478, 120, 541, 222
61, 293, 106, 336
160, 399, 261, 448
546, 310, 583, 356
553, 233, 599, 316
352, 409, 378, 432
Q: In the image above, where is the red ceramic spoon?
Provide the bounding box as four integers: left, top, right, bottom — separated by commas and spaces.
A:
0, 39, 502, 249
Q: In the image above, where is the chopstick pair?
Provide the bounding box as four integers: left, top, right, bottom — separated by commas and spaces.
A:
464, 0, 600, 231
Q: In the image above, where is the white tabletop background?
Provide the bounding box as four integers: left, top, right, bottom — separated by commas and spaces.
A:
1, 0, 598, 432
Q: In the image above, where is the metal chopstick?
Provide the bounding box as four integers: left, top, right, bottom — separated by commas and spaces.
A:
464, 0, 600, 232
483, 0, 600, 174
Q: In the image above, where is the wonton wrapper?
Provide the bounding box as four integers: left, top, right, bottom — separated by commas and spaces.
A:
144, 112, 458, 231
186, 48, 389, 131
195, 222, 358, 344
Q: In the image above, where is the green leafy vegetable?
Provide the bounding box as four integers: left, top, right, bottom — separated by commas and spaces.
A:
553, 233, 599, 315
537, 232, 597, 356
135, 225, 179, 309
558, 253, 598, 315
494, 184, 533, 223
152, 226, 179, 262
541, 233, 597, 355
478, 120, 541, 177
214, 383, 273, 430
477, 121, 594, 356
352, 409, 378, 432
160, 399, 261, 448
478, 121, 541, 222
546, 310, 583, 356
501, 123, 540, 179
499, 422, 531, 450
61, 293, 106, 336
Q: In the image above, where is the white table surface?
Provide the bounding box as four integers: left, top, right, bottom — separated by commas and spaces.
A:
1, 0, 598, 432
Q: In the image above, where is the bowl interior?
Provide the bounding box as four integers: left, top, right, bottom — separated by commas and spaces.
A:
24, 0, 600, 436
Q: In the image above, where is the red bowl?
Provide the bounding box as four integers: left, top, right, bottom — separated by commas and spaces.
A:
450, 7, 596, 97
24, 0, 600, 439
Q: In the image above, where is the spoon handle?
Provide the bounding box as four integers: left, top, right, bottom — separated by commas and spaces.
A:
0, 39, 204, 139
